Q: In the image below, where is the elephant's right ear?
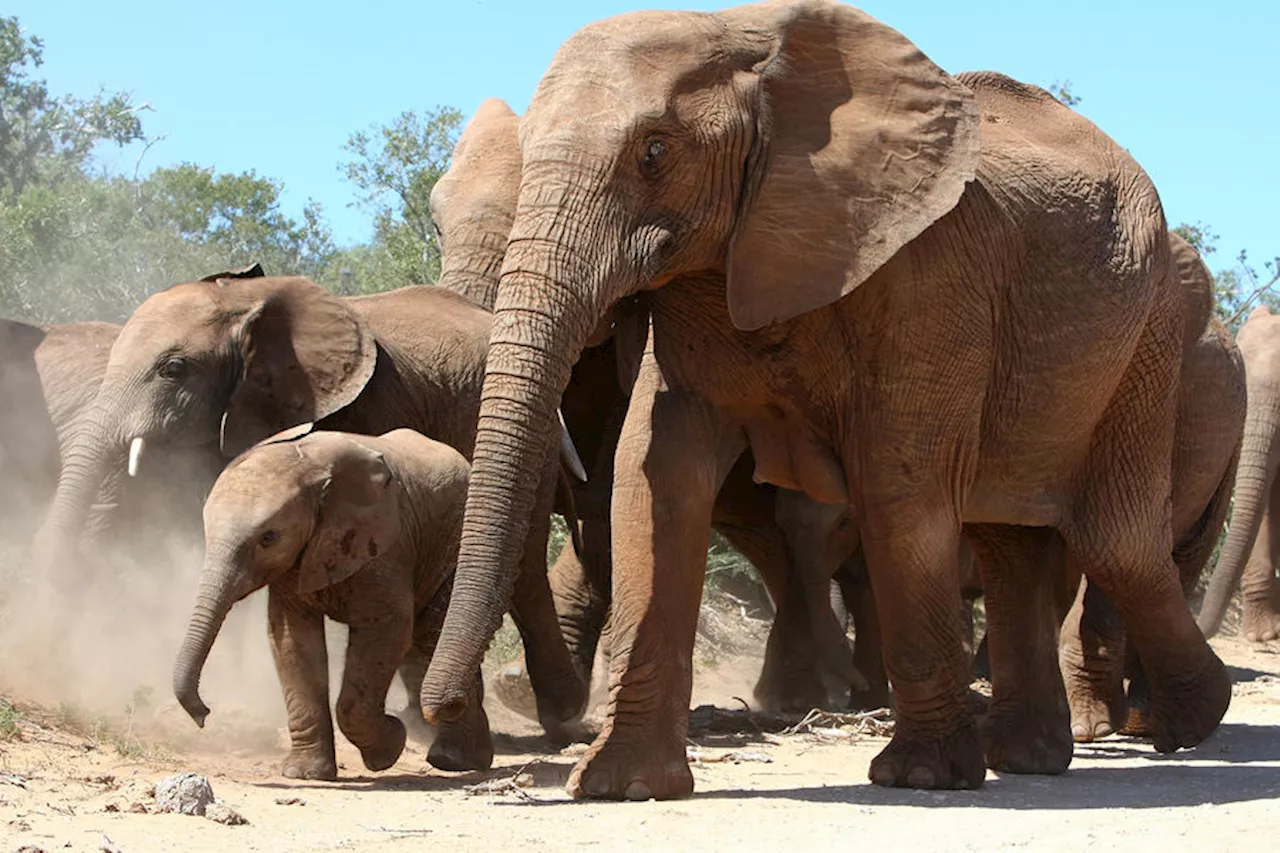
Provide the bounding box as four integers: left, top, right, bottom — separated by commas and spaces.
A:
199, 262, 265, 283
297, 438, 402, 594
721, 1, 980, 331
219, 277, 376, 458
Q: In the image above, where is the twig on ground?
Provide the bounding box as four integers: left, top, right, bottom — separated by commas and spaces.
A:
463, 761, 540, 802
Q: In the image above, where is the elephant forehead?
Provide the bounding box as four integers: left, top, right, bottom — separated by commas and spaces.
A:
118, 285, 226, 350
529, 10, 727, 131
208, 448, 312, 526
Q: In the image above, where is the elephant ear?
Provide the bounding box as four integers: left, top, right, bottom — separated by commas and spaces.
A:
722, 0, 981, 331
1167, 232, 1213, 351
199, 262, 265, 283
297, 437, 402, 594
219, 277, 377, 458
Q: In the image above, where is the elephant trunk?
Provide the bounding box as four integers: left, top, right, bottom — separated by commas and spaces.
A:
34, 401, 120, 576
173, 552, 254, 727
421, 231, 601, 724
1197, 381, 1280, 636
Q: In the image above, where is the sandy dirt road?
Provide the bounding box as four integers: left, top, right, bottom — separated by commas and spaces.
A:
1, 635, 1278, 853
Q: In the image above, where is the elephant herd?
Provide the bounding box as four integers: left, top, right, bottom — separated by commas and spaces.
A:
2, 0, 1278, 802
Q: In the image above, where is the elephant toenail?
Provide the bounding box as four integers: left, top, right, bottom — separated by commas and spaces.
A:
1071, 724, 1089, 742
583, 772, 613, 797
906, 767, 937, 788
624, 780, 653, 801
869, 764, 897, 786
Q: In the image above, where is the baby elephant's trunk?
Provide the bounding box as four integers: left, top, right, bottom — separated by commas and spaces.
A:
173, 568, 243, 727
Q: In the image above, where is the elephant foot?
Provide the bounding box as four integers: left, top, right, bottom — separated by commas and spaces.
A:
980, 703, 1073, 775
868, 719, 986, 790
491, 659, 540, 721
753, 667, 831, 714
428, 708, 494, 772
1148, 650, 1231, 753
1062, 657, 1127, 742
566, 725, 694, 801
1119, 706, 1153, 737
355, 717, 407, 772
281, 746, 338, 781
1242, 595, 1280, 643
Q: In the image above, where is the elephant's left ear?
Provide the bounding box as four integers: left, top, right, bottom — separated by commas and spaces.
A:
721, 1, 980, 330
297, 439, 402, 594
218, 277, 377, 458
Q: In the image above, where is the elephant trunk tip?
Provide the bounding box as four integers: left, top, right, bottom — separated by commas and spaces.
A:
422, 694, 469, 726
174, 681, 211, 728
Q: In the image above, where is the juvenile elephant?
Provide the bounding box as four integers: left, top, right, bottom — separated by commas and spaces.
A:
33, 266, 586, 740
173, 426, 491, 778
0, 317, 215, 555
421, 0, 1230, 799
432, 96, 861, 715
1198, 303, 1280, 642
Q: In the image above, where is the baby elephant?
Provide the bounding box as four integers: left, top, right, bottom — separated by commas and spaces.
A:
173, 425, 491, 780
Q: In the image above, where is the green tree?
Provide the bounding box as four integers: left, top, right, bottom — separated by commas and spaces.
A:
337, 106, 463, 293
0, 16, 145, 196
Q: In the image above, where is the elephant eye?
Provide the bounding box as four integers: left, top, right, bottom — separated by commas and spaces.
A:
157, 357, 187, 380
259, 530, 280, 548
640, 137, 667, 176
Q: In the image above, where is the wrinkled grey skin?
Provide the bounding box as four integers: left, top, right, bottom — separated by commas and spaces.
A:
173, 427, 491, 779
422, 1, 1229, 800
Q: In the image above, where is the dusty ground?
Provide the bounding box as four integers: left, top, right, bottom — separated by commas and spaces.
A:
1, 631, 1278, 853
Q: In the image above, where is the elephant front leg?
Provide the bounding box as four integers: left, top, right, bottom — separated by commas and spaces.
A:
267, 590, 337, 781
840, 559, 892, 711
861, 498, 985, 790
508, 450, 590, 744
968, 525, 1072, 774
336, 613, 413, 773
428, 669, 494, 772
566, 366, 731, 801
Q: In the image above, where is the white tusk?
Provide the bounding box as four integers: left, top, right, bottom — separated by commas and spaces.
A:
127, 436, 145, 478
557, 409, 587, 483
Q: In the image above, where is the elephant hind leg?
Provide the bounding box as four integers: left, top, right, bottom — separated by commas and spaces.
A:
967, 524, 1072, 775
1059, 577, 1128, 742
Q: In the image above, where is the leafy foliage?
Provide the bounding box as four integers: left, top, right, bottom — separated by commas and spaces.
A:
336, 106, 463, 293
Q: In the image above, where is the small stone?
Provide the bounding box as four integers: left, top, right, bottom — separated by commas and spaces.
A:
205, 801, 248, 826
153, 772, 215, 816
273, 796, 306, 806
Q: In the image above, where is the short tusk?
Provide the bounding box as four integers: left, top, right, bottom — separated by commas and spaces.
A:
558, 409, 587, 483
127, 437, 145, 478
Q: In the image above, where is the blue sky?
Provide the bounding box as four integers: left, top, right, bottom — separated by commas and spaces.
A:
12, 1, 1277, 276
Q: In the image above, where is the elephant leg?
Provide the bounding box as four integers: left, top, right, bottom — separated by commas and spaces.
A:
428, 669, 494, 772
1062, 334, 1230, 753
395, 646, 433, 745
1242, 479, 1280, 642
861, 492, 985, 791
840, 556, 892, 711
267, 589, 337, 781
1059, 578, 1128, 742
566, 361, 736, 801
508, 449, 590, 744
754, 566, 830, 712
335, 611, 413, 773
967, 525, 1072, 775
1120, 644, 1153, 737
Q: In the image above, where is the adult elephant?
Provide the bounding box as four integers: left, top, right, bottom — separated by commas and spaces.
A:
431, 98, 860, 711
1198, 303, 1280, 642
33, 266, 586, 739
0, 317, 215, 553
420, 0, 1229, 799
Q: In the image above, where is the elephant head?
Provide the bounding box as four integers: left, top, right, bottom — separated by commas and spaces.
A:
432, 98, 523, 311
0, 318, 60, 518
173, 425, 403, 726
34, 265, 378, 571
1198, 302, 1280, 637
421, 0, 980, 722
